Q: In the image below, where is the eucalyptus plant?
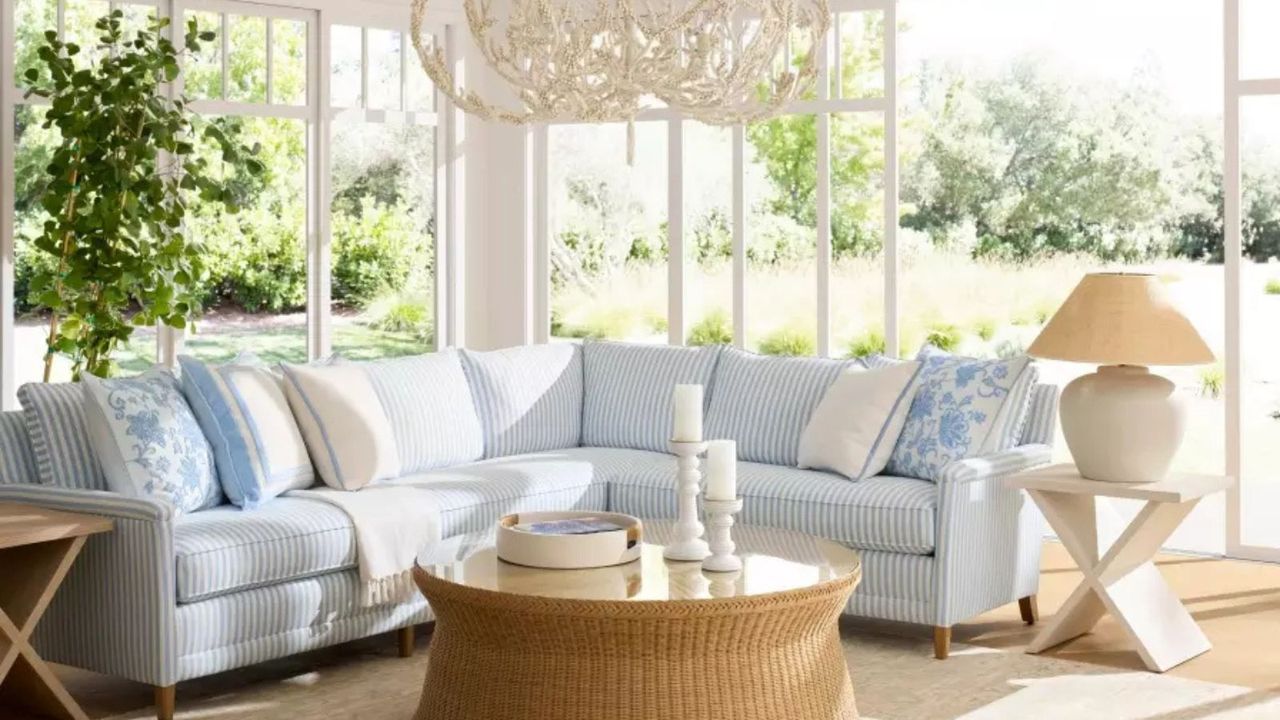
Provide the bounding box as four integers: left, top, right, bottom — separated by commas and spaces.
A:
21, 11, 263, 380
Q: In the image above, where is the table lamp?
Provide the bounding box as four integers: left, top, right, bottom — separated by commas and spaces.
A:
1027, 273, 1215, 483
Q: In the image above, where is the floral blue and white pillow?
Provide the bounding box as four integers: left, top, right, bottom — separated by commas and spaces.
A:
82, 369, 222, 514
885, 346, 1036, 481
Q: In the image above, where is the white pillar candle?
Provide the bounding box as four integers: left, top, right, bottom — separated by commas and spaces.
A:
705, 440, 737, 501
672, 384, 704, 442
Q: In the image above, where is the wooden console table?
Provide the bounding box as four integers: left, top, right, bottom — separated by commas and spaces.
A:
0, 502, 112, 720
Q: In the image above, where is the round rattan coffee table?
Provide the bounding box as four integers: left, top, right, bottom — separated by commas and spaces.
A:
412, 520, 861, 720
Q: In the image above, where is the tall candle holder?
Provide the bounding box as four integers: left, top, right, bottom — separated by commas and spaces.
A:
701, 497, 743, 572
665, 440, 711, 561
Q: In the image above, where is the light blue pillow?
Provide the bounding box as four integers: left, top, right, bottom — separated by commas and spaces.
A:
461, 344, 583, 458
885, 345, 1037, 481
582, 341, 722, 453
179, 355, 316, 508
18, 382, 107, 490
81, 369, 222, 514
704, 348, 862, 466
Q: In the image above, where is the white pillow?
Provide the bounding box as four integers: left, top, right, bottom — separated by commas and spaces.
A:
281, 362, 401, 490
797, 360, 923, 481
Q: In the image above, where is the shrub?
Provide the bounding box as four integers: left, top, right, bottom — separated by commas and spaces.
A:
1199, 364, 1224, 399
199, 206, 308, 312
995, 339, 1026, 359
688, 310, 733, 346
331, 202, 425, 307
759, 327, 816, 356
1266, 279, 1280, 296
365, 293, 434, 342
925, 323, 962, 352
973, 318, 998, 342
558, 306, 636, 340
846, 328, 886, 358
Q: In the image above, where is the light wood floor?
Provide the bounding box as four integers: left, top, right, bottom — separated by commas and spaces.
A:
14, 540, 1280, 719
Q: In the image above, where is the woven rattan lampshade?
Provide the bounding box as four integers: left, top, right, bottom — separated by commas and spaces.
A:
1028, 273, 1214, 366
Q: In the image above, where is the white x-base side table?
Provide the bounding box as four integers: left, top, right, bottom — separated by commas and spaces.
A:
1007, 464, 1234, 672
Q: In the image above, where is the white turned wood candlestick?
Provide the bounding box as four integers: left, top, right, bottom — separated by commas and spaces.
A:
702, 498, 743, 572
665, 440, 711, 561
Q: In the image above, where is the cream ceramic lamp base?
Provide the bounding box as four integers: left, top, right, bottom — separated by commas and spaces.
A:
1060, 365, 1187, 484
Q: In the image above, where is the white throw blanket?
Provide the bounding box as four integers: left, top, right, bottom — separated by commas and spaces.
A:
289, 485, 442, 607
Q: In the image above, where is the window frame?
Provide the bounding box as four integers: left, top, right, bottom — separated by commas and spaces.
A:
0, 0, 460, 405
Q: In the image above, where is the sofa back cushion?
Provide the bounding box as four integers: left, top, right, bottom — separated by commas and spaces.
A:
0, 410, 39, 485
461, 344, 583, 458
582, 341, 721, 453
179, 354, 316, 508
82, 369, 223, 513
17, 382, 106, 490
360, 350, 484, 472
705, 348, 861, 466
886, 345, 1037, 481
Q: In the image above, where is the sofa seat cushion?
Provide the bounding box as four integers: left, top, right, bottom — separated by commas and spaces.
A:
175, 497, 356, 603
607, 455, 937, 555
174, 453, 614, 603
386, 452, 609, 536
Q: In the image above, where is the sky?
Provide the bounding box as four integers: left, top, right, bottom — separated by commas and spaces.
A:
898, 0, 1231, 117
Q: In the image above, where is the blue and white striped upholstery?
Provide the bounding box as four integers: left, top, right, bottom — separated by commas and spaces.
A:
461, 344, 583, 457
704, 348, 859, 466
847, 551, 935, 625
606, 452, 937, 555
0, 484, 178, 686
581, 341, 721, 452
17, 382, 106, 490
174, 498, 356, 603
174, 569, 433, 681
1020, 383, 1059, 447
934, 443, 1050, 626
0, 410, 39, 484
361, 351, 484, 473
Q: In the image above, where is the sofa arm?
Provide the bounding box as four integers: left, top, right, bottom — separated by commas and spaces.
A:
938, 444, 1053, 485
0, 484, 178, 686
932, 444, 1052, 627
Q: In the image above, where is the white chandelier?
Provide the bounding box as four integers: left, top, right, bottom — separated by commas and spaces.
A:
410, 0, 830, 128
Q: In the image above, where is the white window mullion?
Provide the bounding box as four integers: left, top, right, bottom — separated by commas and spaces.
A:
816, 18, 832, 357
360, 26, 369, 110
57, 0, 66, 42
667, 120, 685, 346
265, 18, 274, 105
882, 0, 899, 357
310, 13, 331, 359
220, 12, 230, 101
158, 0, 183, 368
444, 24, 465, 348
732, 125, 746, 349
1, 0, 16, 408
531, 124, 549, 345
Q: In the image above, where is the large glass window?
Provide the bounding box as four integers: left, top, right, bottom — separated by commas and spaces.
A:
329, 24, 440, 360
548, 121, 668, 343
4, 1, 451, 403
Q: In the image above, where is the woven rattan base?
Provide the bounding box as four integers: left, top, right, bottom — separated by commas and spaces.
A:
412, 565, 860, 720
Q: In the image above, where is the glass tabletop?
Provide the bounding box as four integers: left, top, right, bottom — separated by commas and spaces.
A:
416, 520, 861, 601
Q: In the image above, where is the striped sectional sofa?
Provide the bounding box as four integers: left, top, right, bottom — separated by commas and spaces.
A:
0, 341, 1057, 719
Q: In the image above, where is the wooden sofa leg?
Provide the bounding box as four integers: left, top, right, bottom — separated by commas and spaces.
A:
1018, 595, 1039, 625
933, 626, 951, 660
398, 625, 415, 658
155, 684, 175, 720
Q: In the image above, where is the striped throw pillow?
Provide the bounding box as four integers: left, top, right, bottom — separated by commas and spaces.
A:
17, 382, 106, 490
0, 410, 39, 485
179, 355, 316, 508
461, 344, 583, 458
360, 350, 484, 473
582, 341, 722, 453
704, 348, 862, 466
